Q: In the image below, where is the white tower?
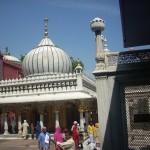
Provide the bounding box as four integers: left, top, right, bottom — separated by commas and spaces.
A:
91, 17, 105, 71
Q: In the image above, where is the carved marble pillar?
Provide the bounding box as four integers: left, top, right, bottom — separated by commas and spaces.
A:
18, 113, 22, 135
85, 110, 89, 126
38, 105, 44, 128
87, 99, 94, 122
53, 101, 60, 128
92, 109, 97, 124
91, 100, 98, 123
54, 110, 60, 128
40, 113, 44, 128
4, 112, 9, 135
78, 105, 85, 132
15, 105, 23, 135
60, 104, 67, 128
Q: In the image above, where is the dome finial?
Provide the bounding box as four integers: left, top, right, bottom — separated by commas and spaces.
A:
75, 58, 83, 73
44, 17, 48, 38
77, 58, 80, 65
104, 37, 108, 51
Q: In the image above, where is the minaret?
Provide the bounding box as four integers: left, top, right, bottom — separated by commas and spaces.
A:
91, 17, 105, 71
44, 17, 48, 38
75, 58, 83, 89
103, 37, 109, 52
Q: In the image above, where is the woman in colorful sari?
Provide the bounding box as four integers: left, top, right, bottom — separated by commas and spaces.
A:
54, 127, 63, 150
72, 124, 79, 150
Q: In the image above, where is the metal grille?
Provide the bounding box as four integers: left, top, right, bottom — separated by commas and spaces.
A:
125, 85, 150, 150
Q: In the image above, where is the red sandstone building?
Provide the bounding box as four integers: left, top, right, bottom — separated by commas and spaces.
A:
0, 52, 23, 81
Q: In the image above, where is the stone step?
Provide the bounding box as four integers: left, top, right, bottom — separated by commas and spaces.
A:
0, 134, 54, 139
0, 134, 28, 139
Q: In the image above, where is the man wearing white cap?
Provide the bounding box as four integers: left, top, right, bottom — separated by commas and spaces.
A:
71, 121, 77, 131
38, 127, 51, 150
21, 120, 29, 139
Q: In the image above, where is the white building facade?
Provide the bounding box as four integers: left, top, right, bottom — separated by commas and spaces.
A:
0, 18, 97, 135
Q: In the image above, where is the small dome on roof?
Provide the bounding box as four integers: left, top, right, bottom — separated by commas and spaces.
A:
3, 55, 21, 62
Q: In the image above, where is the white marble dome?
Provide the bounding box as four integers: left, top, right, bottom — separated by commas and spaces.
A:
22, 37, 72, 77
4, 55, 21, 62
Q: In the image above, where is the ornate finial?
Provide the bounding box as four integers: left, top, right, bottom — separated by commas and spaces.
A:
104, 37, 108, 51
103, 37, 110, 52
4, 47, 10, 55
101, 35, 104, 41
77, 58, 80, 66
44, 17, 48, 38
75, 58, 83, 73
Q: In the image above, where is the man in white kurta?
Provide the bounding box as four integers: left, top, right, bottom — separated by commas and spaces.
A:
57, 131, 75, 150
21, 120, 29, 139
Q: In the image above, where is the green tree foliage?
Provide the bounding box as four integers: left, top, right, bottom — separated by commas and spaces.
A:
20, 54, 25, 62
70, 57, 84, 72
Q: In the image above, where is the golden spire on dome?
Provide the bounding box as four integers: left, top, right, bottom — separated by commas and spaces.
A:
77, 58, 81, 67
44, 17, 48, 38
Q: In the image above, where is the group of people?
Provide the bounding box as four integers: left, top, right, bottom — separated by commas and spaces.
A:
86, 121, 100, 150
21, 120, 42, 140
52, 120, 100, 150
38, 126, 75, 150
20, 120, 75, 149
20, 119, 100, 150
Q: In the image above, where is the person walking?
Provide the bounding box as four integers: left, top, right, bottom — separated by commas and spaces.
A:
38, 126, 51, 150
62, 128, 68, 142
35, 121, 41, 139
72, 124, 79, 150
87, 121, 95, 143
21, 120, 29, 139
54, 127, 63, 150
56, 130, 75, 150
94, 123, 100, 150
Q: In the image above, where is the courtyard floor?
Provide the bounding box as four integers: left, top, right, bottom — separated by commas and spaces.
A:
0, 139, 55, 150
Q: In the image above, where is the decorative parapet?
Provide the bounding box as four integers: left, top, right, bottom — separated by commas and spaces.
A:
0, 72, 97, 97
106, 49, 150, 67
82, 74, 96, 92
0, 73, 78, 96
0, 73, 77, 85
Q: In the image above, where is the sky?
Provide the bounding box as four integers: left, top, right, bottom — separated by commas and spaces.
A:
0, 0, 132, 78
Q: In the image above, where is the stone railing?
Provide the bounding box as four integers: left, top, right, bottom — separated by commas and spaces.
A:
82, 74, 96, 92
0, 72, 97, 96
107, 49, 150, 67
0, 73, 78, 96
